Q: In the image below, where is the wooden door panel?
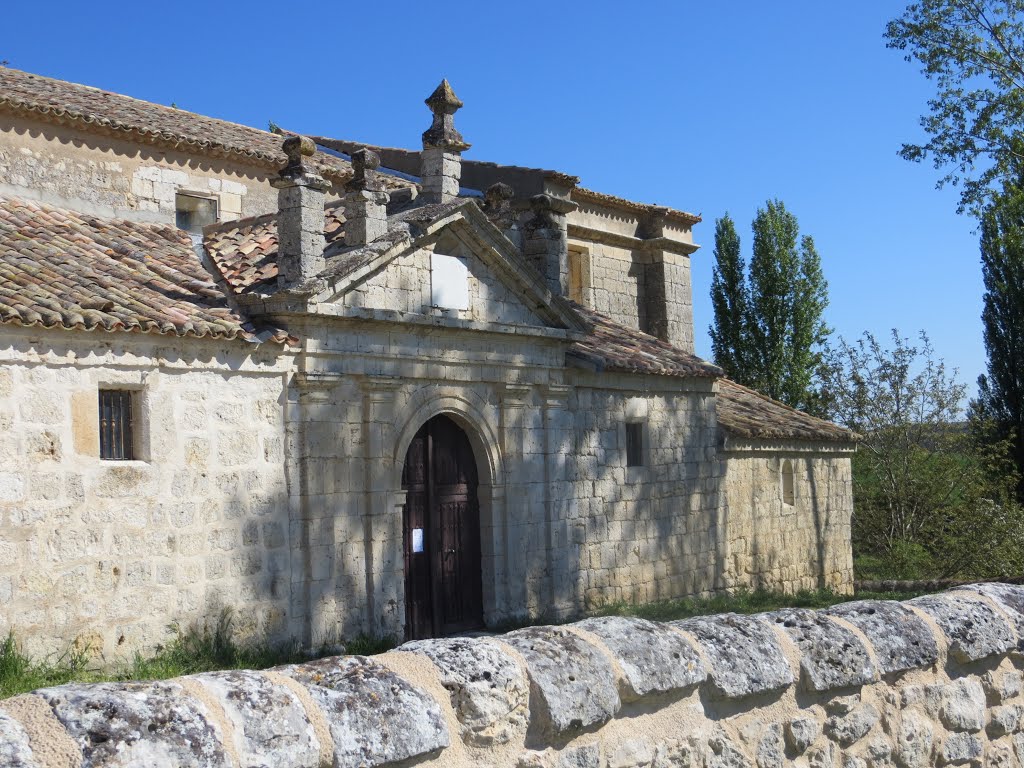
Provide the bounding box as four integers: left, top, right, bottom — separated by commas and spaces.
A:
402, 415, 483, 639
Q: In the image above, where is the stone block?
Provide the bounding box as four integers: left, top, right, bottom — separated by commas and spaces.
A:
0, 710, 39, 768
987, 703, 1024, 738
399, 637, 528, 746
894, 712, 934, 768
501, 626, 620, 735
827, 600, 938, 674
573, 616, 706, 699
191, 670, 320, 767
761, 608, 875, 692
824, 703, 879, 747
35, 680, 229, 767
786, 716, 821, 754
939, 679, 985, 733
671, 613, 793, 698
953, 583, 1024, 651
908, 594, 1015, 663
274, 655, 448, 767
939, 732, 982, 765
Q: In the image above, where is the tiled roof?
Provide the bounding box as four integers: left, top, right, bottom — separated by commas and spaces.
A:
568, 303, 722, 378
0, 68, 400, 190
0, 195, 290, 344
204, 204, 346, 294
716, 379, 856, 443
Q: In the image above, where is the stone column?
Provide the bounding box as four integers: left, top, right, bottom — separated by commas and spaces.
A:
499, 384, 531, 617
543, 384, 573, 617
272, 136, 329, 287
522, 194, 577, 297
343, 148, 389, 247
360, 376, 403, 638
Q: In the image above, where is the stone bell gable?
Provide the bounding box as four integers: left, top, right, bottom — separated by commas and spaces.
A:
0, 71, 856, 657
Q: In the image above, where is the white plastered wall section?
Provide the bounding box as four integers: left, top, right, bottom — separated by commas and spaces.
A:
0, 325, 294, 658
719, 438, 856, 594
0, 116, 281, 224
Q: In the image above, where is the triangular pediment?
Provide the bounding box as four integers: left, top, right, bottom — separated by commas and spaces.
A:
311, 202, 587, 334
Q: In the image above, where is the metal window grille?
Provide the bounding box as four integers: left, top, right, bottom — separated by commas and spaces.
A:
98, 389, 134, 460
625, 422, 644, 467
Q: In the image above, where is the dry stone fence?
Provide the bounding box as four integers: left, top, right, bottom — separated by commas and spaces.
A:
3, 584, 1024, 767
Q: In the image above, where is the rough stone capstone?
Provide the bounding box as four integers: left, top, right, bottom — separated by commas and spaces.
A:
574, 616, 707, 699
274, 655, 449, 767
824, 703, 879, 748
0, 710, 38, 768
35, 680, 229, 767
938, 679, 985, 733
671, 614, 793, 699
501, 626, 620, 735
826, 600, 938, 675
761, 609, 875, 692
191, 670, 321, 767
907, 594, 1015, 663
953, 583, 1024, 650
399, 637, 529, 746
786, 716, 821, 754
939, 732, 982, 765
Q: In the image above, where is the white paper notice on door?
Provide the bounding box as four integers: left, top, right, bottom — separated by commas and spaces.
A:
412, 528, 424, 553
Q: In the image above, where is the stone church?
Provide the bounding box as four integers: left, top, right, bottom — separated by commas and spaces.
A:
0, 68, 855, 657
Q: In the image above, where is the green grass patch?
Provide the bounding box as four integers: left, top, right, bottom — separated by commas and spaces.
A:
0, 609, 396, 700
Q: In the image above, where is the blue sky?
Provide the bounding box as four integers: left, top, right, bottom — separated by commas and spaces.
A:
2, 2, 982, 396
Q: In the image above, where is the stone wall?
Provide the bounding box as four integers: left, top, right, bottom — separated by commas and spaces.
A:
721, 444, 855, 594
3, 583, 1024, 767
0, 115, 282, 224
0, 327, 293, 658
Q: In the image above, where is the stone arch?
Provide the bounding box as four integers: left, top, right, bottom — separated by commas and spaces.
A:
388, 387, 507, 633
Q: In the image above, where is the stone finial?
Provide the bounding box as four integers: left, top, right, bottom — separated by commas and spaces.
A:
638, 206, 670, 240
272, 135, 329, 286
343, 147, 390, 247
345, 147, 384, 193
482, 182, 515, 226
279, 135, 318, 179
422, 80, 470, 151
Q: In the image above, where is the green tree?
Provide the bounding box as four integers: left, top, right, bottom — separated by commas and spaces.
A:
710, 201, 830, 413
824, 330, 1023, 579
708, 214, 751, 383
885, 0, 1024, 214
973, 176, 1024, 499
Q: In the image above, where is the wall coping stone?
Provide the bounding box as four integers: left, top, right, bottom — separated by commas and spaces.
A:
3, 584, 1024, 767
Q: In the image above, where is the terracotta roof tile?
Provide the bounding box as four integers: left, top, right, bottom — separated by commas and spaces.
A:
0, 68, 404, 190
716, 379, 856, 443
568, 303, 722, 378
0, 195, 290, 344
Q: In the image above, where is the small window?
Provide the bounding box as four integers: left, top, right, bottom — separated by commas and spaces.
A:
431, 253, 470, 310
99, 389, 135, 461
782, 460, 795, 506
625, 422, 644, 467
175, 193, 218, 234
568, 246, 590, 305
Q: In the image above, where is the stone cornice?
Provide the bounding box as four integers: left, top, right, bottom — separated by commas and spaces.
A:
567, 223, 699, 257
720, 435, 858, 455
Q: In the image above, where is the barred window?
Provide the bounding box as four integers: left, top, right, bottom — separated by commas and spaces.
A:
98, 389, 134, 460
625, 422, 644, 467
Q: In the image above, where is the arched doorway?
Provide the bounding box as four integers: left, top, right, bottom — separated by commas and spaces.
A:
401, 414, 484, 639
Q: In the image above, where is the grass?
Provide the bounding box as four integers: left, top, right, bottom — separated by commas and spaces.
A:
0, 609, 397, 699
0, 586, 929, 699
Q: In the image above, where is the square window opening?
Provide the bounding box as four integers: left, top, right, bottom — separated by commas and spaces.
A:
176, 193, 218, 235
625, 422, 645, 467
98, 389, 136, 461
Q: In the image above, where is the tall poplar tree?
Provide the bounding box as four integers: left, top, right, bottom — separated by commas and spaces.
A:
709, 200, 830, 414
974, 177, 1024, 499
708, 214, 750, 383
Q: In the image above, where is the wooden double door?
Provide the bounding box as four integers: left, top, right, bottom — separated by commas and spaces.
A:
401, 415, 484, 639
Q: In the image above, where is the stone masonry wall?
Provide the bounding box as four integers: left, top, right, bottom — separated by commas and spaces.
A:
722, 448, 855, 594
0, 116, 281, 224
0, 327, 293, 659
4, 583, 1024, 767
